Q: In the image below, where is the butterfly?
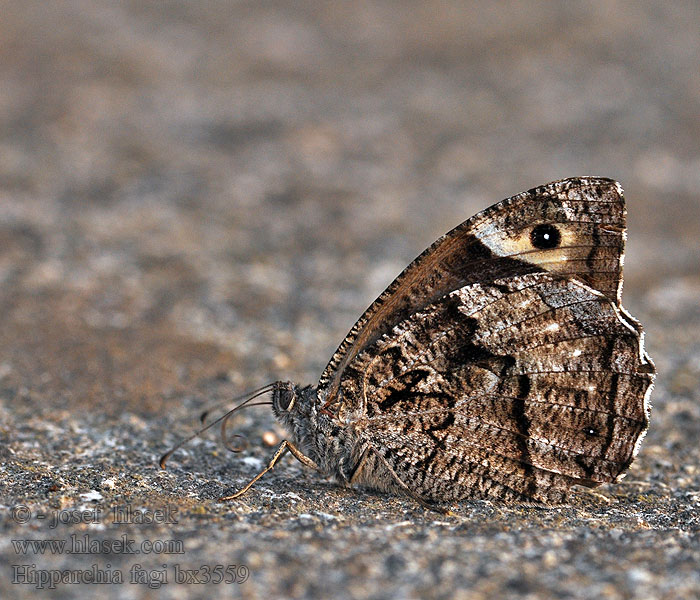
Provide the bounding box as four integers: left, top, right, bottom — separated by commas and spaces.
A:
161, 177, 655, 508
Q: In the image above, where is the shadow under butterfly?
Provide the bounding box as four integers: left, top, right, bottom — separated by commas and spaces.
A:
161, 177, 655, 509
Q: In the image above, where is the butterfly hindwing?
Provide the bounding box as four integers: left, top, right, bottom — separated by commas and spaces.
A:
342, 273, 653, 503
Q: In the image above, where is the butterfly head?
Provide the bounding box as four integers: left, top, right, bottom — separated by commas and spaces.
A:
271, 381, 322, 452
271, 381, 297, 413
272, 381, 316, 423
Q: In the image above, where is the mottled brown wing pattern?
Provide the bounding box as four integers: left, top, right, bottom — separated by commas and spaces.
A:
319, 177, 626, 414
342, 273, 653, 503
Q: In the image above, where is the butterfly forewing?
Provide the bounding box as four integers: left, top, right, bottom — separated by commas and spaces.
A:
319, 177, 627, 412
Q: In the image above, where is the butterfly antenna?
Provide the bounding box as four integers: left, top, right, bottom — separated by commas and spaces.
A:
159, 383, 277, 469
220, 400, 273, 452
199, 382, 276, 424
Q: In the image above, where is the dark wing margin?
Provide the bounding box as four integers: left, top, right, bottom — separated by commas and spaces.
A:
319, 177, 627, 413
344, 273, 654, 503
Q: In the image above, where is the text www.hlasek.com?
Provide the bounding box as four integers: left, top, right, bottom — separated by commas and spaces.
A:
12, 534, 183, 555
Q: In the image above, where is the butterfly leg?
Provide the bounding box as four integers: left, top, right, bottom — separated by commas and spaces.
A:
219, 440, 319, 501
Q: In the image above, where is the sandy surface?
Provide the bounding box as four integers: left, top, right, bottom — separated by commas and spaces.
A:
1, 2, 699, 598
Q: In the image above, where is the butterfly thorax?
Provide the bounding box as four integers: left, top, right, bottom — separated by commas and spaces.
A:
272, 381, 360, 480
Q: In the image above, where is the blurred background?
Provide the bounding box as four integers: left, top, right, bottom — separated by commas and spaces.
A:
1, 2, 699, 599
2, 1, 698, 403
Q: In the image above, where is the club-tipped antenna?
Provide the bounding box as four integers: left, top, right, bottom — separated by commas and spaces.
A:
159, 382, 276, 469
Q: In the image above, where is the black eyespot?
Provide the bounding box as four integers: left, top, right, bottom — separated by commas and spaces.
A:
584, 427, 598, 436
530, 224, 561, 249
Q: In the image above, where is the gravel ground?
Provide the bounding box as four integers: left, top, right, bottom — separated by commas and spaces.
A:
1, 2, 699, 599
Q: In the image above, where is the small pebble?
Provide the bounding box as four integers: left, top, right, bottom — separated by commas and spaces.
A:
262, 431, 280, 446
